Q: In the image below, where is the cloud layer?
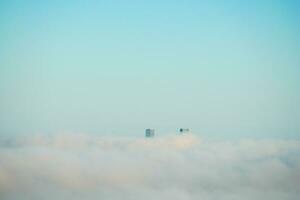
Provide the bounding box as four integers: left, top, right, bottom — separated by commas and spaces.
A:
0, 134, 299, 200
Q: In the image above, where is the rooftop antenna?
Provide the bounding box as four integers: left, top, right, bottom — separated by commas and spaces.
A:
179, 128, 190, 134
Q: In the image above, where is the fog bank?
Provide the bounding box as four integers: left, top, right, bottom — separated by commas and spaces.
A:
0, 134, 299, 200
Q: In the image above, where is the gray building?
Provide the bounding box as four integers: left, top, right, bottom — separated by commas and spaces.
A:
145, 129, 155, 138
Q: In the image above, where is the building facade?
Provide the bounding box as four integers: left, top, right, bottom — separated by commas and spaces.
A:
145, 129, 155, 138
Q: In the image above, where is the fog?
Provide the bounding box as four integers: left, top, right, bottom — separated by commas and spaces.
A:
0, 134, 299, 200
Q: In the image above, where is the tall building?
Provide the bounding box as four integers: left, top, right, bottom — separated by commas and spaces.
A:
179, 128, 190, 133
145, 129, 155, 138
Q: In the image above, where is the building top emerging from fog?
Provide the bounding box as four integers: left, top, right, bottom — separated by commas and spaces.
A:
179, 128, 190, 133
145, 129, 155, 138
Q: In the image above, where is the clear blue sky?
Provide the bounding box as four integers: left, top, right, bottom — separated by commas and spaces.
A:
0, 0, 299, 138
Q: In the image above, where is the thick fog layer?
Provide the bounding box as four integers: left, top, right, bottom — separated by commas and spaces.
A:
0, 134, 299, 200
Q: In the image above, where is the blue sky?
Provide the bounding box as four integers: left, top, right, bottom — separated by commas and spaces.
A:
0, 0, 299, 138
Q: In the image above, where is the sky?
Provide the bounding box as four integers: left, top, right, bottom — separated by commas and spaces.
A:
0, 0, 300, 138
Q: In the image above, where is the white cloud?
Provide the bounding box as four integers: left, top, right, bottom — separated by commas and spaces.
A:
0, 133, 299, 200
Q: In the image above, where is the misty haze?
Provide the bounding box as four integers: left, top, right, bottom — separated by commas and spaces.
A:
1, 0, 300, 200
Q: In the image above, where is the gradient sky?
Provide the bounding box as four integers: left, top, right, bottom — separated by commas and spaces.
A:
0, 0, 299, 138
